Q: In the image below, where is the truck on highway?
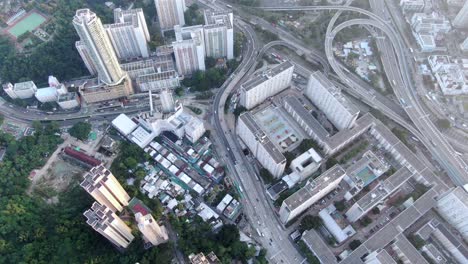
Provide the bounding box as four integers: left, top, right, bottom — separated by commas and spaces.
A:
256, 228, 263, 237
399, 98, 406, 106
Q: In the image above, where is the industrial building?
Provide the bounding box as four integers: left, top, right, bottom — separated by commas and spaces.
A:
104, 8, 150, 60
154, 0, 186, 31
203, 10, 234, 59
436, 186, 468, 242
80, 165, 131, 212
239, 61, 294, 110
73, 9, 125, 85
305, 71, 359, 130
83, 202, 135, 249
279, 165, 346, 223
172, 25, 206, 76
237, 112, 286, 178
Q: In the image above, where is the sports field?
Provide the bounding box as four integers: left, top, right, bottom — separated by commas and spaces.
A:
7, 12, 47, 38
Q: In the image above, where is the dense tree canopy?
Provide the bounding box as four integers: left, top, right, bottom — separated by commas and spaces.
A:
0, 123, 172, 263
68, 122, 91, 140
170, 217, 256, 263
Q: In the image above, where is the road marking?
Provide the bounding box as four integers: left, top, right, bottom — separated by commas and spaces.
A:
269, 249, 283, 260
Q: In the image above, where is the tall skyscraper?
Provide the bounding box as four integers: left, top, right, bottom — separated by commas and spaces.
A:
73, 9, 125, 85
154, 0, 186, 31
84, 202, 134, 249
105, 8, 150, 60
75, 40, 98, 75
135, 212, 169, 246
172, 25, 206, 75
203, 10, 234, 59
80, 165, 130, 212
453, 1, 468, 28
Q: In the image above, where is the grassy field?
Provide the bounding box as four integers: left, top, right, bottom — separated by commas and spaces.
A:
7, 12, 46, 37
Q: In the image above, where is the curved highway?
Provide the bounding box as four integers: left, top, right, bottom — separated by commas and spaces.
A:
260, 5, 468, 185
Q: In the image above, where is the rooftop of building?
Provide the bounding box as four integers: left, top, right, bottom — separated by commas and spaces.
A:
283, 165, 346, 210
366, 249, 396, 264
354, 167, 412, 212
136, 70, 178, 83
73, 8, 97, 24
204, 10, 232, 29
239, 112, 285, 163
112, 113, 138, 136
283, 95, 330, 140
121, 55, 174, 72
392, 234, 429, 264
241, 61, 294, 92
301, 230, 338, 264
326, 113, 375, 150
308, 71, 360, 115
439, 186, 468, 207
14, 80, 36, 91
58, 92, 78, 102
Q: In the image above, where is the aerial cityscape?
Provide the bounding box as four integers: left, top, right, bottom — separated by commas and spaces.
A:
1, 0, 468, 263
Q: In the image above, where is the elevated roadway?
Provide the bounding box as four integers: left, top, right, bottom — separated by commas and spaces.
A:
260, 5, 468, 185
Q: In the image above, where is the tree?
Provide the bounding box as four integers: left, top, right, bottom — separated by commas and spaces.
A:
349, 239, 362, 250
297, 139, 322, 154
259, 168, 274, 184
436, 118, 451, 130
334, 200, 346, 212
359, 216, 372, 227
371, 207, 380, 215
184, 3, 204, 26
326, 157, 338, 169
300, 215, 322, 231
284, 151, 295, 168
68, 122, 91, 140
205, 57, 217, 68
233, 106, 247, 117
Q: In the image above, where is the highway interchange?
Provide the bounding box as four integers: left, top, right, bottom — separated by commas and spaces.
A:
260, 3, 468, 186
208, 0, 468, 262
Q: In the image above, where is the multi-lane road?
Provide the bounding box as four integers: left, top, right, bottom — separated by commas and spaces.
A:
260, 4, 468, 186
